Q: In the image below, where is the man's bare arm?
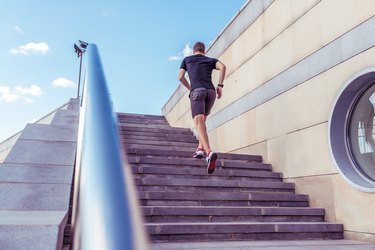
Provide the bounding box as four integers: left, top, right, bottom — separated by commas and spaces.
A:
215, 61, 226, 99
178, 68, 191, 91
215, 61, 226, 85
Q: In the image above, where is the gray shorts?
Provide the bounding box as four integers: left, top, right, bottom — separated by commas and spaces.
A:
190, 88, 216, 118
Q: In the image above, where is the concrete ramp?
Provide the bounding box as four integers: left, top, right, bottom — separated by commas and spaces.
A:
0, 99, 79, 250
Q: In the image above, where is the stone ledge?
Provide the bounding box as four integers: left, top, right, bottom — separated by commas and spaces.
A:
19, 123, 78, 142
0, 183, 71, 211
0, 163, 73, 184
0, 210, 67, 250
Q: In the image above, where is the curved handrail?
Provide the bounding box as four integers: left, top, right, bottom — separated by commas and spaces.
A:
72, 44, 148, 250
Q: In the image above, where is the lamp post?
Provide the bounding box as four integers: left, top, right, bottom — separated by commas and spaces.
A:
74, 40, 88, 99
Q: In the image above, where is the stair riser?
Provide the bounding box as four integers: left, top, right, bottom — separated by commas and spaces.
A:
132, 165, 281, 178
128, 158, 272, 171
121, 126, 192, 135
128, 155, 266, 167
149, 232, 343, 242
119, 123, 175, 130
130, 164, 271, 173
147, 223, 343, 235
144, 215, 324, 223
142, 207, 325, 216
126, 148, 262, 162
134, 177, 292, 188
137, 186, 294, 194
140, 191, 307, 201
133, 173, 282, 182
119, 120, 169, 126
123, 135, 197, 143
121, 130, 181, 137
141, 200, 309, 207
117, 113, 166, 120
118, 118, 168, 124
126, 144, 195, 152
122, 139, 197, 147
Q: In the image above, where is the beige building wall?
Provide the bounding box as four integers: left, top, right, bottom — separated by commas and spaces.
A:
162, 0, 375, 242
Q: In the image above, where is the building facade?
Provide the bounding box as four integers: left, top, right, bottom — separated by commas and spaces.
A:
162, 0, 375, 242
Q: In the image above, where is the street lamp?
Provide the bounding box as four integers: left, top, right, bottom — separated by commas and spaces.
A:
74, 40, 88, 99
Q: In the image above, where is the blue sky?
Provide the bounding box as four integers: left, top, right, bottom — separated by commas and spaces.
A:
0, 0, 246, 141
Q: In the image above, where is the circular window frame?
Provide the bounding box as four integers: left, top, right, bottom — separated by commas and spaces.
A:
329, 69, 375, 192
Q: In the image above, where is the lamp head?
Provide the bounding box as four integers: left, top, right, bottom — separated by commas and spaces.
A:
79, 40, 88, 49
74, 44, 83, 57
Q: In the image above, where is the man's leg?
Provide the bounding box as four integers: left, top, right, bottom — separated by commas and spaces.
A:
194, 114, 217, 174
197, 115, 207, 150
194, 114, 211, 153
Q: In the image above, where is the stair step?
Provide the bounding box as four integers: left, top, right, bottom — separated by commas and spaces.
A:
118, 116, 169, 124
120, 125, 192, 135
127, 156, 271, 171
126, 148, 262, 162
131, 165, 282, 181
119, 122, 172, 130
127, 143, 195, 152
119, 119, 169, 125
146, 222, 343, 242
118, 113, 166, 120
135, 178, 294, 193
122, 134, 197, 143
122, 139, 197, 148
139, 191, 309, 207
143, 206, 324, 216
142, 206, 325, 223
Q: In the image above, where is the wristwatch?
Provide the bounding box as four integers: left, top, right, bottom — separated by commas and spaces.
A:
218, 84, 224, 88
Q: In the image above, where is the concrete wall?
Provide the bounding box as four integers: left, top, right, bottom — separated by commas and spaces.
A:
162, 0, 375, 242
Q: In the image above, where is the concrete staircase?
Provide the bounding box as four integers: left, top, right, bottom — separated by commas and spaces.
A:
0, 99, 79, 250
118, 113, 344, 242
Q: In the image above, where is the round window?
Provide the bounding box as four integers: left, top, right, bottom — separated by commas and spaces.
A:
330, 70, 375, 192
348, 84, 375, 181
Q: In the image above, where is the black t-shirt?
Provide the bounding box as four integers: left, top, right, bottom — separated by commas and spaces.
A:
180, 54, 218, 91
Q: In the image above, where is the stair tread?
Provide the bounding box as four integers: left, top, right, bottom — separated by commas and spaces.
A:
117, 113, 165, 119
142, 206, 325, 215
128, 156, 270, 169
139, 191, 308, 201
146, 221, 343, 234
136, 178, 293, 189
132, 165, 281, 178
126, 147, 263, 162
146, 221, 339, 225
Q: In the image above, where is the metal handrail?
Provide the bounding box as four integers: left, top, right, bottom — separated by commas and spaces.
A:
72, 44, 149, 250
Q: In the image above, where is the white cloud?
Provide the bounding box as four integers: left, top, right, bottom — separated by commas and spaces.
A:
14, 25, 24, 35
182, 43, 193, 57
0, 86, 21, 103
51, 77, 75, 88
168, 43, 193, 61
15, 84, 43, 96
9, 42, 50, 55
0, 84, 43, 104
168, 55, 181, 61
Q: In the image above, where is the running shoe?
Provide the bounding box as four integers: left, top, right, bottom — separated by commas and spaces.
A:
206, 151, 217, 174
193, 148, 205, 159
